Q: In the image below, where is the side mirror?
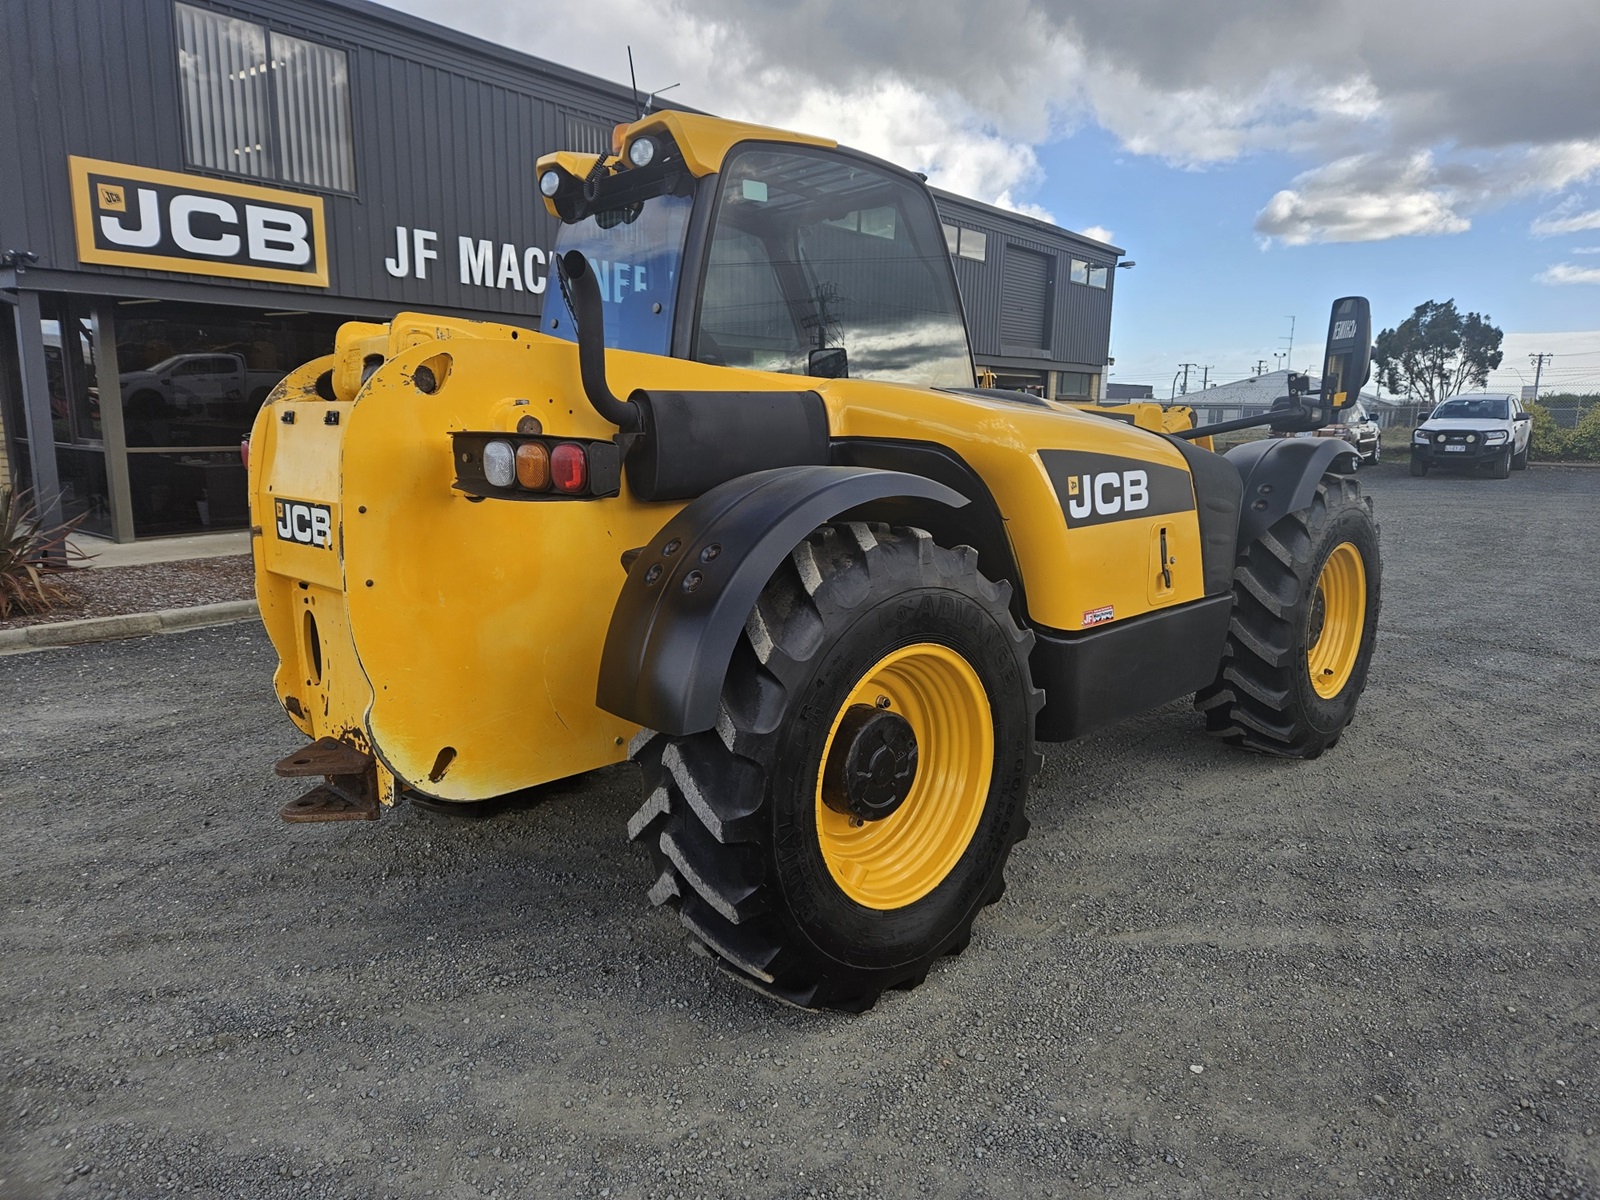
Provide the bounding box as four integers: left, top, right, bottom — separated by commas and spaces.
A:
1515, 411, 1532, 422
808, 346, 848, 379
1319, 296, 1371, 416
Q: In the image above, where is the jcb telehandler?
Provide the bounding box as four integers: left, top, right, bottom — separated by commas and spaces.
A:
251, 110, 1381, 1012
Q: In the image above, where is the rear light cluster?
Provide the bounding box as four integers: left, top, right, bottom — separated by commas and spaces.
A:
453, 433, 621, 500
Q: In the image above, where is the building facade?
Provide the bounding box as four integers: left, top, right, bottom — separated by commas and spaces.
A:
1, 0, 1122, 540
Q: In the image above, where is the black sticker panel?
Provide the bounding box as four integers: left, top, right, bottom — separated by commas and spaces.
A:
1039, 449, 1195, 530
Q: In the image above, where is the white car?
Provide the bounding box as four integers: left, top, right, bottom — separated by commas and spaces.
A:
1410, 392, 1531, 479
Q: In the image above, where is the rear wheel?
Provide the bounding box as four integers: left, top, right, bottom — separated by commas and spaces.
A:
628, 523, 1042, 1011
1195, 474, 1380, 758
1512, 438, 1530, 470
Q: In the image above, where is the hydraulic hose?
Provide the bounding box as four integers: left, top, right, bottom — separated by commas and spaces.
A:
559, 250, 640, 432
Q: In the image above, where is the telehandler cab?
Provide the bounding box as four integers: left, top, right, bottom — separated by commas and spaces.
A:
251, 110, 1380, 1012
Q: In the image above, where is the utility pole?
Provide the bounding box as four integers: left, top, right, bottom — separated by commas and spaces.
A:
1529, 352, 1551, 403
1281, 316, 1297, 372
1178, 362, 1197, 396
1200, 365, 1213, 390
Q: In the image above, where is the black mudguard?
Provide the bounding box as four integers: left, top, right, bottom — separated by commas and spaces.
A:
1226, 438, 1358, 549
597, 466, 967, 735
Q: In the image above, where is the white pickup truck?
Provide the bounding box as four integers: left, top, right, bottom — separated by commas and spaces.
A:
1410, 392, 1532, 479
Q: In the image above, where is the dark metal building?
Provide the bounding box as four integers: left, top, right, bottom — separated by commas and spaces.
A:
1, 0, 1122, 540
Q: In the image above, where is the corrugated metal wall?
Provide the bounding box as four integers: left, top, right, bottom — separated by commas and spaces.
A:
934, 191, 1118, 370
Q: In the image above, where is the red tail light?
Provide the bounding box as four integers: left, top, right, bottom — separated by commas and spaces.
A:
551, 442, 586, 493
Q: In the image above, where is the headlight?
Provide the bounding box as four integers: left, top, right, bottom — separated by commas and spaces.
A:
1413, 430, 1428, 443
1485, 430, 1508, 444
539, 170, 562, 197
627, 136, 657, 168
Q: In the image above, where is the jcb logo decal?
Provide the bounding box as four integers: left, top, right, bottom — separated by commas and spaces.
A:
1065, 469, 1150, 520
1040, 450, 1195, 529
275, 500, 333, 548
70, 157, 329, 287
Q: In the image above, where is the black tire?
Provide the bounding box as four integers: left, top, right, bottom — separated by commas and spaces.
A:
1195, 474, 1380, 758
1512, 438, 1529, 470
1491, 446, 1512, 479
1369, 440, 1381, 466
1409, 457, 1427, 477
628, 523, 1042, 1012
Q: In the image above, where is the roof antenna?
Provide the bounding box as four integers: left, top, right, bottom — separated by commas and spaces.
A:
628, 46, 642, 121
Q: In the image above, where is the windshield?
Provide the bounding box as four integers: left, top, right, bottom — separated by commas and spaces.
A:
543, 192, 693, 357
1432, 396, 1508, 421
694, 146, 973, 388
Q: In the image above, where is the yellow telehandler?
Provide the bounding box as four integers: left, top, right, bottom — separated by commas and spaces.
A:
250, 110, 1380, 1011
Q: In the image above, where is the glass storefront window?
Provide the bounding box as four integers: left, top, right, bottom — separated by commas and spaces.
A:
113, 300, 342, 536
54, 447, 112, 538
40, 301, 101, 444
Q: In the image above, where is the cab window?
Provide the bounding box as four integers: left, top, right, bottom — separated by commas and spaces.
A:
694, 146, 973, 388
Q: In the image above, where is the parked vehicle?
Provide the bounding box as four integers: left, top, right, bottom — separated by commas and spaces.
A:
1410, 392, 1531, 478
1274, 400, 1381, 465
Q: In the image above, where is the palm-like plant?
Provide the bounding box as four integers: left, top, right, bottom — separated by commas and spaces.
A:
0, 487, 91, 619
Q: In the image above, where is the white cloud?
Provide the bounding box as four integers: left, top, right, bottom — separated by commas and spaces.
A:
1531, 201, 1600, 237
1255, 153, 1472, 244
1079, 226, 1116, 245
1257, 141, 1600, 245
1537, 263, 1600, 285
1574, 246, 1600, 255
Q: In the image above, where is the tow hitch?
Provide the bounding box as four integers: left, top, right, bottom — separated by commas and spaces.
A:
275, 738, 381, 822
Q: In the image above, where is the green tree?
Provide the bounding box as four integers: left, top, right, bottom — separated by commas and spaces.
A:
1373, 299, 1504, 406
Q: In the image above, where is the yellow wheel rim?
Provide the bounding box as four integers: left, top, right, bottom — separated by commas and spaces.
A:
814, 643, 993, 910
1307, 541, 1367, 699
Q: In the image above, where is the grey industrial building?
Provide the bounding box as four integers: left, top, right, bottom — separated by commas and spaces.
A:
1, 0, 1125, 541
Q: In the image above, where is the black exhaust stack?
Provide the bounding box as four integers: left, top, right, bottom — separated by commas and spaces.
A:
559, 250, 640, 432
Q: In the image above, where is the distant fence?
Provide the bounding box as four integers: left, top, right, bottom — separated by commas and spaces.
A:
1538, 401, 1598, 430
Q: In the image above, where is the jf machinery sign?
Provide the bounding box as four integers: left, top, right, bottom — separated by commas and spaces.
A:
69, 156, 329, 287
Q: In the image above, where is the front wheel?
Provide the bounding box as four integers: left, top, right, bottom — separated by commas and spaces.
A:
1195, 474, 1381, 758
1409, 456, 1428, 477
1491, 446, 1512, 479
1369, 440, 1382, 466
628, 523, 1042, 1011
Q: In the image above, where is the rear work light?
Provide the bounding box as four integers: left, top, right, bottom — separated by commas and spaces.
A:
551, 442, 587, 493
451, 432, 621, 501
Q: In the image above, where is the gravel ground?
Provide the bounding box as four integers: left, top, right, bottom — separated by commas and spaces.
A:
2, 461, 1597, 1200
0, 557, 254, 632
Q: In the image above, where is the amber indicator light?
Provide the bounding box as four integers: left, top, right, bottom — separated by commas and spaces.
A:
515, 442, 551, 490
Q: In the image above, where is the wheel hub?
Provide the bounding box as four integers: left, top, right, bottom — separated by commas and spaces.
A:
821, 704, 919, 823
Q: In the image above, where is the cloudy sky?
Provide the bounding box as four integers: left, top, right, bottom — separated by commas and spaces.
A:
387, 0, 1600, 394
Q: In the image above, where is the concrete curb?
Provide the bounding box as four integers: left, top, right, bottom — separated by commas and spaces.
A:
0, 600, 260, 655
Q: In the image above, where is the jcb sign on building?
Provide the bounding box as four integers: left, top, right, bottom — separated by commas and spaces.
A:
69, 157, 329, 287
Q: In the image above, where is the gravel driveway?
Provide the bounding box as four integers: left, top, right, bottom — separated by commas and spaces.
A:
3, 461, 1596, 1199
